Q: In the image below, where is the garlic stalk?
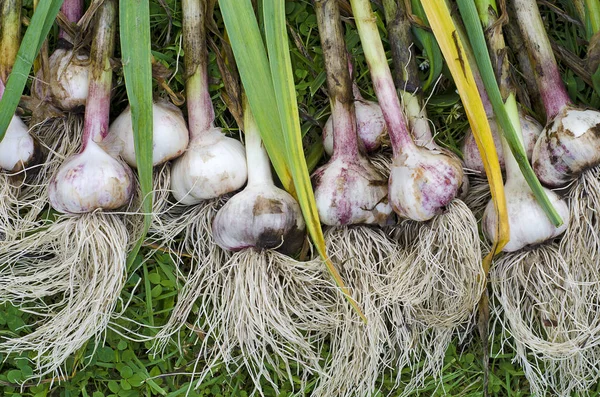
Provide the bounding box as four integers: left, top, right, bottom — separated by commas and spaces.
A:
514, 0, 600, 187
310, 2, 401, 395
213, 103, 305, 254
49, 0, 133, 214
350, 0, 463, 222
170, 0, 247, 205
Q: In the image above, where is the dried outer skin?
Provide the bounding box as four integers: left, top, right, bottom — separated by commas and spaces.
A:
533, 106, 600, 187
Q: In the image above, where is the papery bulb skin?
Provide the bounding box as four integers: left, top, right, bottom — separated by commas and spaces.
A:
48, 48, 91, 111
49, 141, 134, 214
109, 100, 189, 167
482, 179, 569, 252
212, 184, 306, 255
533, 106, 600, 187
323, 100, 386, 156
462, 113, 542, 174
0, 115, 37, 172
389, 145, 463, 222
170, 128, 247, 205
312, 155, 393, 226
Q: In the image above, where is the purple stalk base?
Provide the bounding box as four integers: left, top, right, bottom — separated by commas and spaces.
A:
372, 73, 415, 154
514, 0, 572, 120
331, 99, 360, 160
59, 0, 84, 41
80, 0, 116, 151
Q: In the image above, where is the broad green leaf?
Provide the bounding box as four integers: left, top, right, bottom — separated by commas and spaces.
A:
120, 0, 154, 266
218, 0, 293, 192
0, 0, 64, 142
456, 0, 562, 227
420, 0, 508, 266
263, 0, 365, 321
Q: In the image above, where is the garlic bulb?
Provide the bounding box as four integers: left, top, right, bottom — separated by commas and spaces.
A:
48, 47, 91, 111
482, 178, 568, 252
313, 155, 392, 225
533, 106, 600, 187
49, 141, 133, 214
0, 115, 37, 172
170, 127, 247, 205
108, 99, 189, 167
389, 145, 463, 222
213, 108, 305, 254
462, 112, 542, 174
322, 99, 386, 155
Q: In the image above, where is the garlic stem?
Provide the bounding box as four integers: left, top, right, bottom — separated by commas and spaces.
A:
315, 0, 361, 160
244, 98, 273, 186
513, 0, 572, 119
502, 95, 527, 183
349, 0, 416, 154
0, 0, 20, 83
59, 0, 84, 41
182, 0, 215, 138
81, 0, 116, 150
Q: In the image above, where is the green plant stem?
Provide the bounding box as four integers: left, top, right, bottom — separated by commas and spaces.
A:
586, 0, 600, 35
457, 0, 562, 227
182, 0, 215, 138
0, 0, 21, 83
81, 0, 116, 149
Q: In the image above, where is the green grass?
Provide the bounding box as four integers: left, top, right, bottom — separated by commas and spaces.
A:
1, 0, 599, 395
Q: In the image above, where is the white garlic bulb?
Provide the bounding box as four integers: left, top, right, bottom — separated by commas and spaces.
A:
49, 140, 133, 214
0, 115, 37, 172
48, 47, 91, 110
108, 99, 189, 167
170, 127, 247, 205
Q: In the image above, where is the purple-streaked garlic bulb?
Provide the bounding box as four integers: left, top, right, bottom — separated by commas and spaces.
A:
213, 108, 305, 254
462, 111, 542, 174
312, 0, 392, 227
513, 0, 600, 187
108, 99, 189, 167
533, 106, 600, 187
322, 97, 386, 155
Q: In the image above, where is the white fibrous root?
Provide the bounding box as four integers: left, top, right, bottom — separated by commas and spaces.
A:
322, 98, 386, 156
170, 127, 247, 205
47, 47, 91, 111
49, 140, 134, 214
0, 213, 128, 378
108, 99, 189, 167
